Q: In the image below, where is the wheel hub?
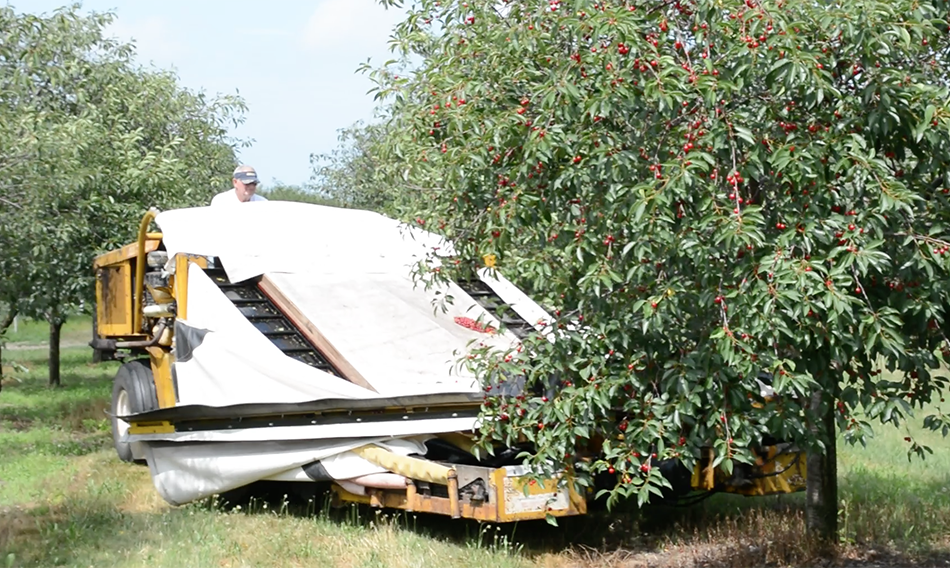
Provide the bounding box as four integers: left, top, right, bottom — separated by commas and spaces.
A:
116, 388, 131, 439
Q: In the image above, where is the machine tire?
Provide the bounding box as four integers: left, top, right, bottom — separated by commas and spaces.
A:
111, 360, 159, 463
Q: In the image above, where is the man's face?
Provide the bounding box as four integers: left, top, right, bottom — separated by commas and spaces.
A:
232, 178, 259, 202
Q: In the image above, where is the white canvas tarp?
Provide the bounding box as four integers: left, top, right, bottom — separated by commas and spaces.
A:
143, 437, 429, 505
129, 203, 551, 504
174, 264, 372, 406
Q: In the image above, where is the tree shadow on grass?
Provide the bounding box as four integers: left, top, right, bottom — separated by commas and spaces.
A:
3, 473, 946, 568
204, 482, 796, 566
217, 474, 950, 568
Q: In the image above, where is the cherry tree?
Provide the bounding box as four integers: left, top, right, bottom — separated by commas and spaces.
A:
372, 0, 950, 541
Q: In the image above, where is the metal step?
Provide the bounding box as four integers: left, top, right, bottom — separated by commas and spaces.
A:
204, 266, 343, 377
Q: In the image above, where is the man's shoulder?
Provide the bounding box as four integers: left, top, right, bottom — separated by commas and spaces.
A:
250, 194, 268, 202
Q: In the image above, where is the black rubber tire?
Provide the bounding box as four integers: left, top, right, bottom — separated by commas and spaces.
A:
111, 360, 159, 463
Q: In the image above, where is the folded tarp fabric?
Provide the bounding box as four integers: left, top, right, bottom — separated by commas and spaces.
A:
156, 202, 452, 283
129, 204, 554, 505
173, 264, 374, 406
143, 437, 428, 505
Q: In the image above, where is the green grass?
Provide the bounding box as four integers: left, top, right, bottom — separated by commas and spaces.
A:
837, 410, 950, 550
0, 347, 948, 567
0, 315, 93, 346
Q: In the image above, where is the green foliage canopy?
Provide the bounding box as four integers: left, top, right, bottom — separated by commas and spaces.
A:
0, 5, 245, 326
309, 121, 395, 212
372, 0, 950, 508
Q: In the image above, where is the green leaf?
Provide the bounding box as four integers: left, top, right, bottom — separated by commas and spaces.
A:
734, 126, 755, 146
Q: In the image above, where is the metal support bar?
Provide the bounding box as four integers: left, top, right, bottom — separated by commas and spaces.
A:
448, 471, 460, 519
133, 208, 161, 333
405, 480, 417, 512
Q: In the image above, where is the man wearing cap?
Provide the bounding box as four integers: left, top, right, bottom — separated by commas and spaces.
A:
211, 165, 268, 205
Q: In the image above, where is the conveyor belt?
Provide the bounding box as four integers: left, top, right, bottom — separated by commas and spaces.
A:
456, 280, 535, 339
204, 266, 343, 377
123, 391, 483, 422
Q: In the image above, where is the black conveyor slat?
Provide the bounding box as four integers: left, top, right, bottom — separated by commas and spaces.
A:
456, 279, 536, 340
204, 264, 343, 377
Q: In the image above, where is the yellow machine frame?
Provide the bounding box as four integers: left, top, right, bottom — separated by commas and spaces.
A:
92, 210, 806, 522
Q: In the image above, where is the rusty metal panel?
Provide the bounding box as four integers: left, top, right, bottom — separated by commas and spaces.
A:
329, 463, 587, 523
493, 465, 585, 522
97, 263, 133, 336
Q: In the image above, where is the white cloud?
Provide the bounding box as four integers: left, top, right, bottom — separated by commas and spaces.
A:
302, 0, 401, 52
106, 16, 187, 69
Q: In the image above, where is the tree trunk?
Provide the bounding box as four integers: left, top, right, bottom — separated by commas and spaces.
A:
805, 388, 838, 547
0, 308, 17, 389
48, 317, 64, 387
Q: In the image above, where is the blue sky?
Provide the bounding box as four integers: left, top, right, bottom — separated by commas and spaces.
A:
14, 0, 403, 187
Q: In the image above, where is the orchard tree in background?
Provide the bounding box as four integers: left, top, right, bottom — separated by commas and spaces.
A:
0, 5, 245, 385
373, 0, 950, 542
259, 182, 344, 207
309, 120, 395, 212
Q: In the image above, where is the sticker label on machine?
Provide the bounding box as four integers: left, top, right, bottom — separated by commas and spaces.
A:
502, 465, 570, 514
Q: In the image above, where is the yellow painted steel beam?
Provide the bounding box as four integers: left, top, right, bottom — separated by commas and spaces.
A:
128, 421, 174, 435
170, 253, 207, 320
331, 483, 503, 522
93, 239, 161, 270
330, 466, 587, 523
147, 346, 177, 409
